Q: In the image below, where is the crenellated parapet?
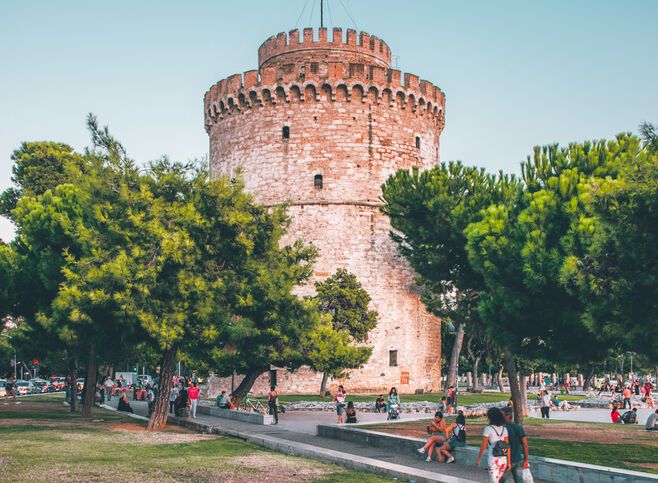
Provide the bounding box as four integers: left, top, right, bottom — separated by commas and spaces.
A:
258, 27, 391, 69
204, 61, 446, 133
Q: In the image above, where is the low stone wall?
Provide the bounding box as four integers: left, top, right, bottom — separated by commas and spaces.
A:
317, 425, 658, 483
286, 400, 581, 418
196, 405, 275, 425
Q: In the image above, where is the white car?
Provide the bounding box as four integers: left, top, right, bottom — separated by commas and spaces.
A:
15, 381, 31, 395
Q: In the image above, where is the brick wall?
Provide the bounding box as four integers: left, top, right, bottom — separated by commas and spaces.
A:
205, 28, 444, 394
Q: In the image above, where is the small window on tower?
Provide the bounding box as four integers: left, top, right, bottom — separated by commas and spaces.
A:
282, 126, 290, 139
389, 350, 398, 367
314, 174, 323, 189
415, 136, 421, 149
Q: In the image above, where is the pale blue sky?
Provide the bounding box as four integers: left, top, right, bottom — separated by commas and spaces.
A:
1, 0, 657, 241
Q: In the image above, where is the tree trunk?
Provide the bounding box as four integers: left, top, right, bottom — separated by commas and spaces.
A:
69, 360, 78, 413
504, 351, 523, 424
583, 365, 595, 391
231, 368, 266, 405
81, 345, 98, 417
472, 356, 481, 389
497, 365, 505, 392
147, 345, 178, 431
519, 370, 528, 417
319, 372, 329, 396
445, 322, 465, 390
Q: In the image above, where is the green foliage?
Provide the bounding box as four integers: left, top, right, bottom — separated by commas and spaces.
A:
381, 162, 519, 324
0, 142, 84, 218
465, 135, 642, 363
561, 136, 658, 360
639, 121, 658, 154
0, 244, 14, 316
208, 207, 319, 376
307, 269, 377, 386
314, 268, 377, 342
305, 320, 372, 379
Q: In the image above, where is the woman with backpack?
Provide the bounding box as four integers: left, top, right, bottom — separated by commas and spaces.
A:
475, 407, 510, 482
437, 411, 467, 463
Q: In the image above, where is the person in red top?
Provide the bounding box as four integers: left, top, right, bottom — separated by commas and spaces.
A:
187, 382, 200, 419
610, 404, 621, 424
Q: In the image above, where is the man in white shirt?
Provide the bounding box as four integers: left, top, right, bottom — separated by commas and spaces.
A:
104, 377, 115, 401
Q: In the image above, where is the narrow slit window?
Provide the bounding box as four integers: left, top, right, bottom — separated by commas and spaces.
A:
415, 136, 421, 149
389, 350, 398, 367
314, 174, 323, 189
282, 126, 290, 139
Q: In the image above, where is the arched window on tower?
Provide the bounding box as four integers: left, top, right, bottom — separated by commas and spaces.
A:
314, 174, 323, 189
282, 126, 290, 139
415, 136, 421, 149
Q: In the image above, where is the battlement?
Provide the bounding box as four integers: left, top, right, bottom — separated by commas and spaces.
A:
258, 28, 391, 69
205, 61, 444, 107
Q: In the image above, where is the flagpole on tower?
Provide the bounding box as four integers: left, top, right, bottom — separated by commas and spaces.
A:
320, 0, 324, 28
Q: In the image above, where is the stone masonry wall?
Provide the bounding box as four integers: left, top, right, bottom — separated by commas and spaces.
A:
205, 27, 444, 394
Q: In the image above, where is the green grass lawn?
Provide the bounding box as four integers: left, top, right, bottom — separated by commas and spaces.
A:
272, 392, 584, 405
527, 438, 657, 473
0, 395, 392, 482
362, 416, 658, 474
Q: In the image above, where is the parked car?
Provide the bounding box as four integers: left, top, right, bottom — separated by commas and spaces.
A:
52, 376, 66, 390
15, 381, 31, 396
0, 380, 6, 397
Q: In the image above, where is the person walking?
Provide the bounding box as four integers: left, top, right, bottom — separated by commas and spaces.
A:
169, 382, 179, 414
539, 390, 551, 419
4, 376, 16, 404
335, 385, 347, 424
268, 385, 279, 425
104, 376, 114, 402
476, 407, 511, 483
502, 407, 530, 482
387, 387, 401, 412
187, 382, 199, 419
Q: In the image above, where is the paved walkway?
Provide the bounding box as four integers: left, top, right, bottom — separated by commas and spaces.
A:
104, 398, 491, 482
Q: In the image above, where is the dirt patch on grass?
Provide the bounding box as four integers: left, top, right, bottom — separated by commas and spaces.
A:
231, 453, 329, 480
630, 462, 658, 471
60, 428, 216, 445
106, 423, 147, 431
372, 421, 658, 447
0, 418, 65, 427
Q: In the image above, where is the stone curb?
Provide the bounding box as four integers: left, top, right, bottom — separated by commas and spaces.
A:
168, 416, 479, 483
318, 424, 658, 483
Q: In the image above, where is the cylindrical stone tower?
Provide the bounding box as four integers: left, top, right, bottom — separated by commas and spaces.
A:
204, 27, 445, 394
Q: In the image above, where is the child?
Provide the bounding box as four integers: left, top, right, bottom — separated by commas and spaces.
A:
417, 411, 447, 462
